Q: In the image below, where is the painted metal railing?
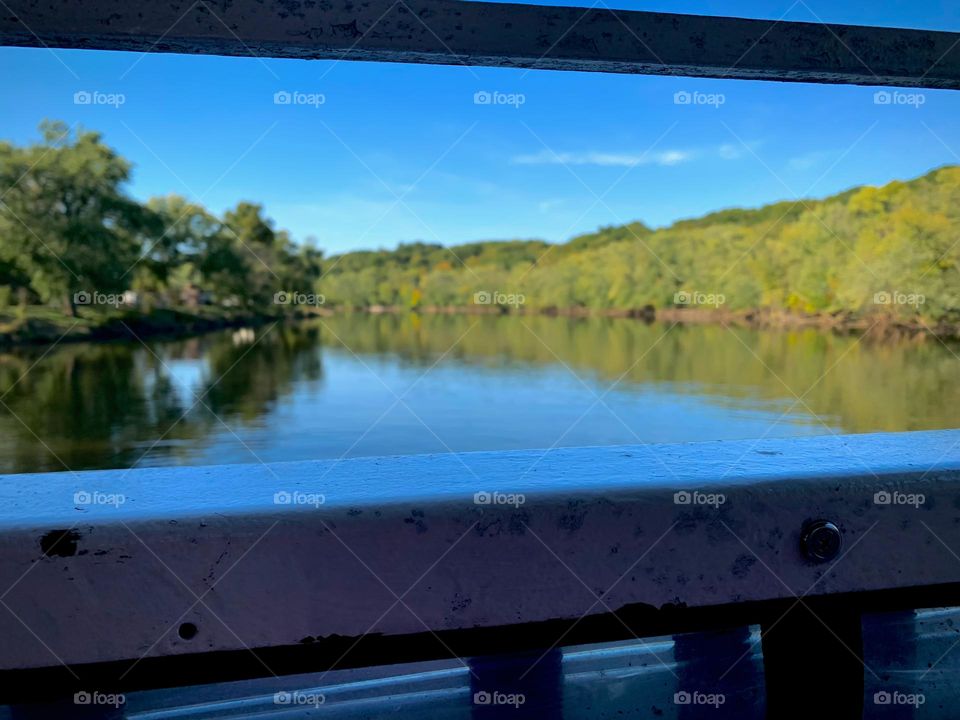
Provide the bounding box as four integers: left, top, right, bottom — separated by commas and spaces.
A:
3, 2, 960, 716
1, 430, 959, 716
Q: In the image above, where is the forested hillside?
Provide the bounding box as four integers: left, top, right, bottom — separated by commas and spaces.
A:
1, 121, 958, 336
321, 167, 960, 324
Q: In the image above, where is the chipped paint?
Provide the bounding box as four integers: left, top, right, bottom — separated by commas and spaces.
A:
0, 430, 958, 672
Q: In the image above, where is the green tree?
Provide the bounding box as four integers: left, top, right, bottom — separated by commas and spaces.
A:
0, 121, 150, 315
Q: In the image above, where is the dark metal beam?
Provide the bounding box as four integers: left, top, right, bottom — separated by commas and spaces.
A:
3, 584, 960, 705
1, 0, 959, 88
761, 602, 864, 717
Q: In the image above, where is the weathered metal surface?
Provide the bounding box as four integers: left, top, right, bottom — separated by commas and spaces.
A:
0, 430, 959, 672
1, 0, 960, 88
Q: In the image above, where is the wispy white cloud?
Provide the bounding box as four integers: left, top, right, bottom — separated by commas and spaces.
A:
511, 149, 693, 167
511, 143, 756, 168
718, 143, 742, 160
537, 198, 566, 213
787, 150, 833, 172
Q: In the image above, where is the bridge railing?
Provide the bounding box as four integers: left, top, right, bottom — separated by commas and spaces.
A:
2, 2, 960, 716
1, 430, 959, 715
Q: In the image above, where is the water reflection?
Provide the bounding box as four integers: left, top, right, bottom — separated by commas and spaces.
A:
0, 314, 956, 474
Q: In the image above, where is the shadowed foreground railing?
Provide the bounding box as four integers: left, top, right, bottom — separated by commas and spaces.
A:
0, 430, 959, 716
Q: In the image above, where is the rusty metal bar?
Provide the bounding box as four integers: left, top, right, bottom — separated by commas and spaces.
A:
1, 0, 960, 88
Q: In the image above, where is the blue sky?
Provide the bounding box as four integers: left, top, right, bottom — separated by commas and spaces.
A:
2, 0, 960, 255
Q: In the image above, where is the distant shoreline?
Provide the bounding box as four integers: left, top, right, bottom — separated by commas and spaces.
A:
0, 303, 951, 350
0, 309, 286, 349
366, 304, 958, 339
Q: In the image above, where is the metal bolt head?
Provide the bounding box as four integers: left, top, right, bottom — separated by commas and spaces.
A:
801, 520, 842, 563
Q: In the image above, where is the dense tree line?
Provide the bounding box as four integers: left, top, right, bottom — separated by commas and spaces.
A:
2, 122, 958, 325
0, 122, 321, 316
322, 169, 960, 324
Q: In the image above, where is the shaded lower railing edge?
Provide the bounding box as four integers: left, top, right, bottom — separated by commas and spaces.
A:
6, 583, 960, 712
2, 430, 960, 716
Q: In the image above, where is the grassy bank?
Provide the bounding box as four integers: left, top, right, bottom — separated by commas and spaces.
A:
0, 306, 331, 347
425, 304, 960, 337
3, 301, 954, 349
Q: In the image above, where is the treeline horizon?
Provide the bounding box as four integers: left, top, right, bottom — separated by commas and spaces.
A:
2, 121, 959, 326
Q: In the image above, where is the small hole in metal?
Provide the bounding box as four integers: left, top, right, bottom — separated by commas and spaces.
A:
178, 622, 198, 640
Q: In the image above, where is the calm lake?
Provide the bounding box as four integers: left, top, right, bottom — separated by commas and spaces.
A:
0, 313, 956, 475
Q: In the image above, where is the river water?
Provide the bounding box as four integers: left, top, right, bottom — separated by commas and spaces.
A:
0, 313, 955, 474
